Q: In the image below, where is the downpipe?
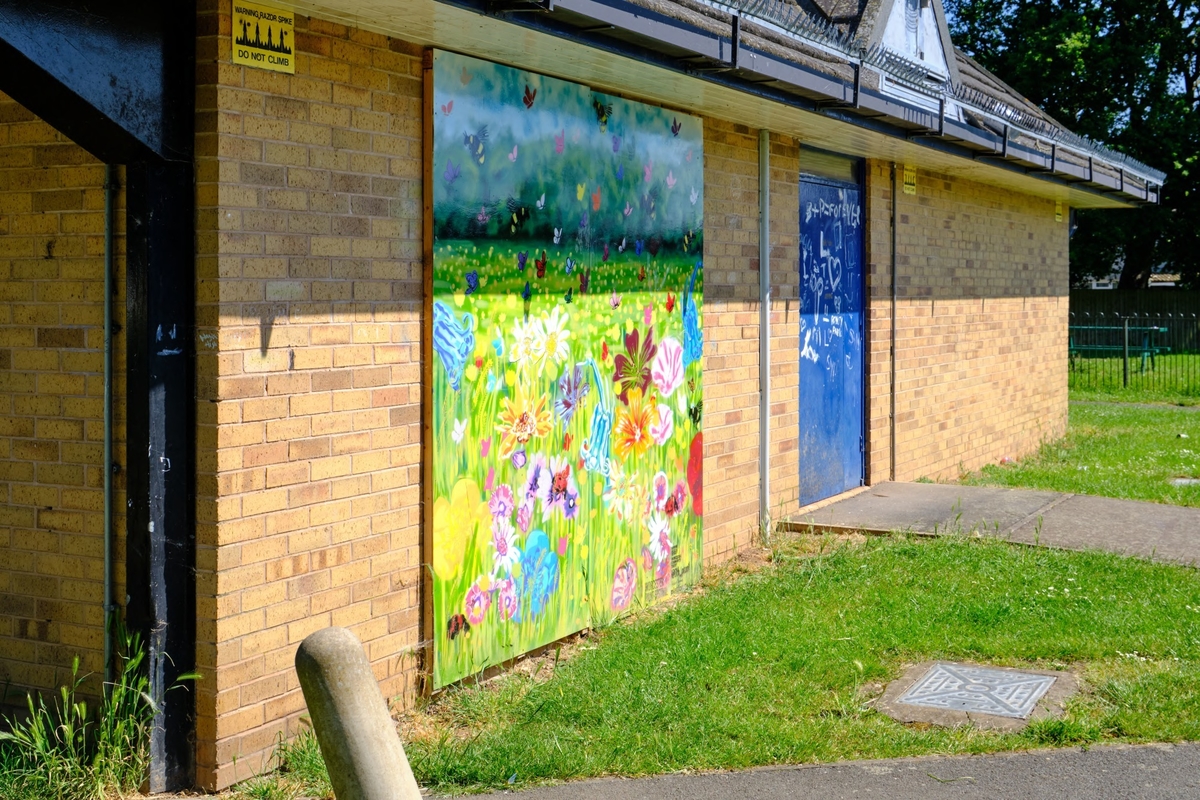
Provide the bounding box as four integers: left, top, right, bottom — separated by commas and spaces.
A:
103, 165, 115, 684
758, 129, 771, 528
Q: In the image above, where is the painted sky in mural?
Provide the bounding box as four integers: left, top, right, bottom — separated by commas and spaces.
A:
430, 50, 705, 687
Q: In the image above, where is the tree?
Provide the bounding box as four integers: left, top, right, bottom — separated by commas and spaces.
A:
944, 0, 1200, 289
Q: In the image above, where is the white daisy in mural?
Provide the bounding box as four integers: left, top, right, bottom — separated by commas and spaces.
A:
509, 316, 538, 371
533, 307, 571, 372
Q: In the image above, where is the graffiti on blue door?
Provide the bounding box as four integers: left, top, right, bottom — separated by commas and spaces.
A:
799, 177, 864, 506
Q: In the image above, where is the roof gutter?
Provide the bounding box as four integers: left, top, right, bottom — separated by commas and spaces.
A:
456, 0, 1161, 204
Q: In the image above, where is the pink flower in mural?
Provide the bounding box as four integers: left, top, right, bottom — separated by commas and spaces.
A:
489, 484, 515, 520
652, 336, 684, 398
649, 403, 673, 447
652, 471, 669, 511
665, 481, 687, 518
613, 328, 657, 405
647, 514, 671, 564
611, 558, 637, 611
517, 501, 533, 534
490, 517, 520, 575
655, 556, 672, 592
464, 581, 490, 625
494, 577, 518, 621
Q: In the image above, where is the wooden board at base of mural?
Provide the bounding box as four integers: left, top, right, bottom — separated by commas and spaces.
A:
429, 50, 704, 688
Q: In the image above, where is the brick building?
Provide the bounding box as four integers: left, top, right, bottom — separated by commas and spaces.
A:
0, 0, 1162, 791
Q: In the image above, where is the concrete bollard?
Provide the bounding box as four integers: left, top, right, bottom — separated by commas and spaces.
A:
295, 627, 422, 800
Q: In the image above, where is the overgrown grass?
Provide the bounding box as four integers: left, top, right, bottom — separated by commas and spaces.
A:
233, 729, 332, 800
1070, 387, 1200, 407
963, 402, 1200, 505
0, 624, 159, 800
388, 534, 1199, 793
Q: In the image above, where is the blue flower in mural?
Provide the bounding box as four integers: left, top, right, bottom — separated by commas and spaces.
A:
683, 260, 703, 367
519, 530, 560, 619
432, 300, 475, 391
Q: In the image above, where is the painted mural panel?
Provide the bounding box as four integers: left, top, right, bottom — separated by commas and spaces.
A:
799, 177, 864, 505
430, 51, 705, 687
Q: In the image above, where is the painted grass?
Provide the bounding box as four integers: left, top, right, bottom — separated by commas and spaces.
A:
396, 534, 1200, 793
964, 402, 1200, 506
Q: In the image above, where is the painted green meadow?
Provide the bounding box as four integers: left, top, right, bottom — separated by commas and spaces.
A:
430, 51, 705, 687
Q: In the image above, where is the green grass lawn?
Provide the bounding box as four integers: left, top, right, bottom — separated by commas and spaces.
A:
375, 534, 1200, 794
1069, 352, 1200, 404
963, 402, 1200, 506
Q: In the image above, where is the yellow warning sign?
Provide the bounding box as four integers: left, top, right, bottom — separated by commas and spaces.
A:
232, 2, 295, 74
902, 165, 917, 195
1055, 201, 1063, 222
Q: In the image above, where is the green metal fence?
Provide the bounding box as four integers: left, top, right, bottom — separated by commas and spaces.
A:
1069, 312, 1200, 396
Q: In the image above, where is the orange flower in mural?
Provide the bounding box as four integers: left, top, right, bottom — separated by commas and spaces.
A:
612, 387, 656, 461
496, 386, 552, 459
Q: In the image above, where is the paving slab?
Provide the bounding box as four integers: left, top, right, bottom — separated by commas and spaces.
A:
1010, 493, 1200, 566
490, 743, 1200, 799
788, 482, 1064, 537
788, 482, 1200, 566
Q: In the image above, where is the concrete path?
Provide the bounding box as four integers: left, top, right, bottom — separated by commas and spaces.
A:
493, 743, 1200, 799
787, 482, 1200, 566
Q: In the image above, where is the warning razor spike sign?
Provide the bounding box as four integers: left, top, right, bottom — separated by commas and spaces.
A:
232, 2, 295, 74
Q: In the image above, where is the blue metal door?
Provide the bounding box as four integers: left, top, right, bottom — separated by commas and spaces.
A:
799, 176, 864, 506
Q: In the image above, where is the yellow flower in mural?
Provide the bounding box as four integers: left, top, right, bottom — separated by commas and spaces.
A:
613, 387, 656, 461
433, 479, 488, 581
496, 386, 552, 459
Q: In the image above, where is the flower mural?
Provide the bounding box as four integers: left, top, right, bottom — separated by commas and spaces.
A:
431, 50, 704, 688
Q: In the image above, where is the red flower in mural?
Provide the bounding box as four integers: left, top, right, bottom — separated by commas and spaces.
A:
687, 433, 703, 516
612, 328, 657, 406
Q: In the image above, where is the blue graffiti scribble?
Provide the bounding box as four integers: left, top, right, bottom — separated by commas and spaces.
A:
432, 300, 475, 391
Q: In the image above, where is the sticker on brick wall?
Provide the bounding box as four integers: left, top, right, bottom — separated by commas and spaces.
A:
232, 2, 294, 74
430, 50, 704, 688
903, 164, 917, 195
1055, 201, 1063, 222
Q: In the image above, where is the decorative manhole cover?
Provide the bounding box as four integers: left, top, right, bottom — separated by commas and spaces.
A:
896, 662, 1056, 719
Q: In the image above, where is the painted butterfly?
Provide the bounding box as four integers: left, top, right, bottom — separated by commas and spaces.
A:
579, 269, 589, 295
592, 97, 613, 131
689, 399, 703, 426
690, 187, 699, 205
612, 135, 621, 153
609, 291, 621, 309
671, 117, 682, 136
643, 162, 653, 183
463, 126, 488, 164
666, 291, 676, 313
460, 66, 472, 85
536, 193, 546, 210
635, 239, 644, 256
447, 614, 471, 640
517, 251, 528, 271
523, 84, 537, 109
682, 230, 692, 252
623, 202, 633, 217
618, 237, 626, 253
535, 250, 547, 279
617, 163, 624, 181
591, 186, 601, 211
563, 288, 573, 304
442, 160, 460, 185
440, 100, 453, 116
553, 227, 562, 245
563, 433, 573, 450
564, 256, 575, 275
579, 211, 589, 229
465, 271, 479, 295
508, 145, 518, 163
507, 200, 529, 234
602, 243, 610, 262
554, 129, 565, 154
666, 171, 677, 189
476, 206, 490, 224
522, 281, 532, 302
647, 235, 662, 257
638, 264, 646, 282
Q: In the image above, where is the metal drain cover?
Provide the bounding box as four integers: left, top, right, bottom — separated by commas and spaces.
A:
877, 661, 1076, 731
896, 662, 1055, 719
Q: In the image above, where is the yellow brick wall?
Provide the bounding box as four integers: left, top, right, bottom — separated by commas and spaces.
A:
863, 160, 1069, 482
0, 92, 126, 702
700, 123, 805, 558
194, 2, 424, 789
